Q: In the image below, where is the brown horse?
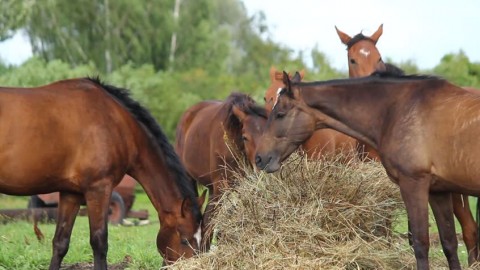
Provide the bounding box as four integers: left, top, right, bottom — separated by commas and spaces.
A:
0, 78, 204, 269
337, 24, 480, 265
175, 92, 267, 251
255, 71, 480, 269
264, 67, 357, 160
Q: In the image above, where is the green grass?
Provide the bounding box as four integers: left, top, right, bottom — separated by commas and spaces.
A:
392, 197, 478, 266
0, 192, 162, 269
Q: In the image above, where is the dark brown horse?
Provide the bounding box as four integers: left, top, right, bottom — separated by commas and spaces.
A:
0, 78, 204, 269
264, 67, 357, 160
175, 92, 267, 251
255, 71, 480, 269
337, 24, 480, 265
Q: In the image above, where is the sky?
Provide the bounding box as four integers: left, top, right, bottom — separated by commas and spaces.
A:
242, 0, 480, 71
0, 0, 479, 71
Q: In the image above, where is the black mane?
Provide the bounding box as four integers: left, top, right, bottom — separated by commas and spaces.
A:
223, 92, 267, 149
292, 71, 443, 89
87, 76, 201, 222
346, 33, 373, 49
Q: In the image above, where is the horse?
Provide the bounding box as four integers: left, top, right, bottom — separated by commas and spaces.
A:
0, 77, 205, 269
264, 67, 357, 160
336, 24, 480, 265
175, 92, 267, 251
255, 70, 480, 269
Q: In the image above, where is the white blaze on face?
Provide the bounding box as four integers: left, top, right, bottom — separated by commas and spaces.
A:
193, 222, 202, 248
359, 48, 370, 58
272, 87, 283, 110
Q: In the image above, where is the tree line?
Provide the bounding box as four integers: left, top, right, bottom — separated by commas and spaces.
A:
0, 0, 479, 140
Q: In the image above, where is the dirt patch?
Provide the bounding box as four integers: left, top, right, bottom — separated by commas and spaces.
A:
60, 255, 132, 270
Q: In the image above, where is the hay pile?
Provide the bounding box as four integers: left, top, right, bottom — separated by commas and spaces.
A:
169, 153, 449, 269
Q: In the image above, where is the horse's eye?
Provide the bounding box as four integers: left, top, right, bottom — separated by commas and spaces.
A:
276, 112, 286, 119
242, 135, 248, 141
350, 58, 356, 64
181, 238, 189, 246
378, 57, 383, 63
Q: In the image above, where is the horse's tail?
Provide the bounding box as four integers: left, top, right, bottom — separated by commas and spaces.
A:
33, 213, 45, 242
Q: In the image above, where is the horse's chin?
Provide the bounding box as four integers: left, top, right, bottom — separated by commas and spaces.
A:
263, 157, 281, 173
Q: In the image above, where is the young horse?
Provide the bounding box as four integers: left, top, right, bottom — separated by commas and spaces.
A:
175, 92, 267, 251
255, 71, 480, 269
337, 24, 480, 265
264, 67, 357, 160
0, 78, 204, 269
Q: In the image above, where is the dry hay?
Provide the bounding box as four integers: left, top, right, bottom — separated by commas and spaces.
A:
168, 152, 450, 269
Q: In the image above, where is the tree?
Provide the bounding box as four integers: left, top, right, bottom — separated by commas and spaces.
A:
433, 50, 480, 88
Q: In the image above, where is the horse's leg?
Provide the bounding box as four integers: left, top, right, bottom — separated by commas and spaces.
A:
84, 183, 114, 270
49, 192, 82, 270
430, 192, 461, 269
452, 193, 478, 265
398, 175, 431, 270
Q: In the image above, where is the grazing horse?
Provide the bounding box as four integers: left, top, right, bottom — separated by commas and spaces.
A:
0, 78, 204, 269
337, 24, 480, 265
175, 92, 267, 251
264, 67, 357, 160
254, 71, 480, 269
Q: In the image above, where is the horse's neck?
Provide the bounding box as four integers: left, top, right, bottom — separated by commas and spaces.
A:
300, 82, 402, 148
130, 140, 184, 217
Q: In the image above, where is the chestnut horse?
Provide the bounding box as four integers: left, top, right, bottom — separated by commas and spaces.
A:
175, 92, 267, 251
255, 71, 480, 269
337, 24, 480, 265
0, 78, 204, 269
264, 67, 357, 160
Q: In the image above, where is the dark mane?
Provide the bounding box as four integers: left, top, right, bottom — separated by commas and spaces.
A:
346, 33, 373, 49
384, 63, 405, 76
292, 72, 444, 89
86, 76, 201, 222
223, 92, 267, 145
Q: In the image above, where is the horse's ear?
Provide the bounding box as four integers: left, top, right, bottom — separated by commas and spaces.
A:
197, 189, 207, 212
370, 24, 383, 44
232, 105, 247, 122
181, 197, 193, 218
299, 69, 306, 80
292, 71, 303, 83
269, 66, 277, 82
282, 71, 291, 90
335, 26, 351, 45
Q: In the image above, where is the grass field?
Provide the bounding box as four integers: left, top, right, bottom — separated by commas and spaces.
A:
0, 192, 162, 269
0, 187, 476, 269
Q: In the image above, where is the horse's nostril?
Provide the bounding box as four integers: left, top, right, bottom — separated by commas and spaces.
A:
255, 155, 262, 166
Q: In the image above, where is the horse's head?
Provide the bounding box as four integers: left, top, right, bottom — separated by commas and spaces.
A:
264, 66, 305, 113
255, 71, 316, 173
157, 190, 206, 265
336, 24, 386, 78
231, 104, 267, 167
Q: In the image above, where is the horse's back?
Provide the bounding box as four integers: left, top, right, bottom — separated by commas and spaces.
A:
175, 101, 224, 182
0, 79, 138, 195
175, 100, 219, 156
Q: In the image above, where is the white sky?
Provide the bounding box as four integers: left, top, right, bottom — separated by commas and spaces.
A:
242, 0, 480, 71
0, 0, 479, 71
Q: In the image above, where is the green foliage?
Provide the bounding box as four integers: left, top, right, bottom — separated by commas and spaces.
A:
0, 57, 98, 86
0, 1, 32, 41
433, 50, 480, 88
309, 46, 347, 80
